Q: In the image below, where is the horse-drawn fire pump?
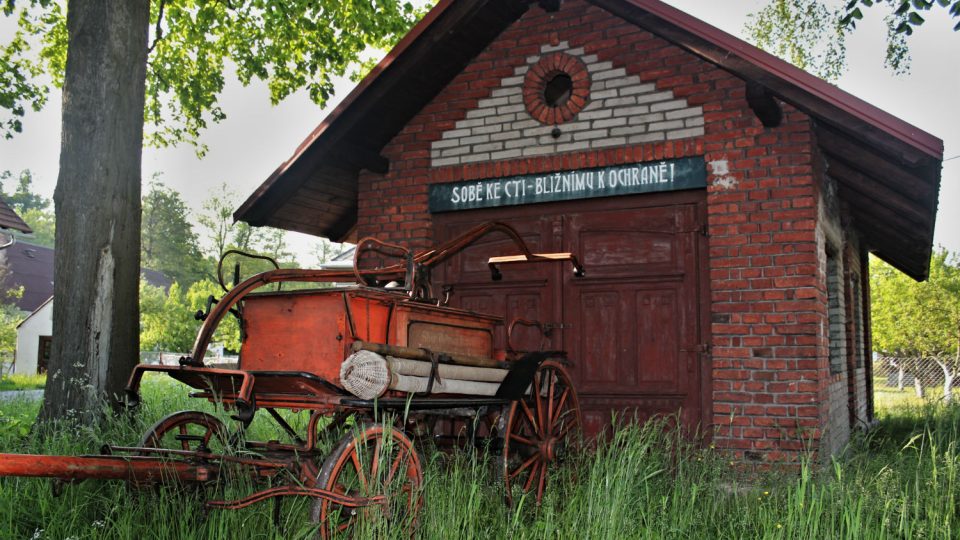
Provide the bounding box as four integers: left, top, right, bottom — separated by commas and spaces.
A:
0, 222, 585, 537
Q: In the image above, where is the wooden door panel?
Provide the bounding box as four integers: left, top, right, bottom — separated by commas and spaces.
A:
571, 282, 687, 394
581, 230, 675, 267
433, 191, 707, 437
568, 205, 690, 279
562, 200, 702, 435
579, 290, 624, 388
635, 287, 681, 386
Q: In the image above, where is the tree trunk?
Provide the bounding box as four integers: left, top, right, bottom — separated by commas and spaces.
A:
889, 358, 905, 391
914, 374, 925, 399
38, 0, 150, 424
937, 357, 955, 404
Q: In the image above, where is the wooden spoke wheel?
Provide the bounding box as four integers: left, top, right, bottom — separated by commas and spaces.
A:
311, 423, 423, 539
138, 411, 229, 454
502, 359, 581, 505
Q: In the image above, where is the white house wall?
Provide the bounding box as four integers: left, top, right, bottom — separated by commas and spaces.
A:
15, 299, 52, 375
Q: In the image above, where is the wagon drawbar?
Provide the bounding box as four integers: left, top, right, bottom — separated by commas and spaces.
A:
0, 222, 584, 537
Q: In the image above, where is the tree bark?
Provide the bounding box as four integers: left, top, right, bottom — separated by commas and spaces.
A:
38, 0, 150, 423
936, 358, 955, 404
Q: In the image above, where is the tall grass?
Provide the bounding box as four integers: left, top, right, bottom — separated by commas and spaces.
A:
0, 378, 958, 539
0, 373, 47, 392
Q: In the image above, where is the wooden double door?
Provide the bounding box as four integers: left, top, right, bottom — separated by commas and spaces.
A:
434, 191, 710, 437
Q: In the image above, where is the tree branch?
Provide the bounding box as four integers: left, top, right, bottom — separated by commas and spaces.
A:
147, 0, 167, 54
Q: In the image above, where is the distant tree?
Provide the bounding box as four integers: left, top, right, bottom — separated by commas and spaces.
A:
871, 251, 960, 402
17, 208, 55, 247
0, 286, 24, 358
197, 184, 299, 286
260, 227, 293, 263
231, 221, 267, 254
312, 238, 345, 267
0, 170, 55, 247
197, 182, 237, 264
749, 0, 959, 78
141, 179, 205, 285
187, 279, 241, 353
1, 169, 49, 212
140, 278, 240, 354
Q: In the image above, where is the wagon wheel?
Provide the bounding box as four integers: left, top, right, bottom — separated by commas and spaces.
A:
502, 359, 581, 505
138, 411, 229, 454
311, 424, 423, 539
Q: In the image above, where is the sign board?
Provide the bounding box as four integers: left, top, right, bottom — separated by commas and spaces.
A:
429, 156, 706, 213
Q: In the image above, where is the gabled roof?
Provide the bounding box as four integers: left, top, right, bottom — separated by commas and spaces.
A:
235, 0, 943, 280
16, 294, 52, 329
0, 199, 32, 234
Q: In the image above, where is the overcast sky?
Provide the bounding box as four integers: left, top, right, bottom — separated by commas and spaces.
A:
0, 0, 957, 265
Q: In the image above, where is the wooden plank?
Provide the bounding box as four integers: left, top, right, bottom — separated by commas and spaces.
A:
840, 192, 930, 249
817, 127, 937, 200
828, 158, 930, 227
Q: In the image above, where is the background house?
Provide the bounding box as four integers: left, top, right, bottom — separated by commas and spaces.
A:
4, 242, 171, 375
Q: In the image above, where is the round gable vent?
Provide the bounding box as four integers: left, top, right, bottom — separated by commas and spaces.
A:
523, 52, 590, 125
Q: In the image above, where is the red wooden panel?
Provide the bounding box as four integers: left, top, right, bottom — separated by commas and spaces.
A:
434, 191, 708, 438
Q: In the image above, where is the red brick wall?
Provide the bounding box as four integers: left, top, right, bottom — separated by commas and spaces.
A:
356, 0, 828, 463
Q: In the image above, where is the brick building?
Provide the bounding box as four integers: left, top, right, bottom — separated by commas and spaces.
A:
235, 0, 943, 463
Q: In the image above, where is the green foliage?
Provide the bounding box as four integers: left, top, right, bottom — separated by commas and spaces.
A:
0, 298, 22, 356
197, 182, 300, 284
871, 250, 960, 358
0, 13, 47, 139
0, 169, 48, 212
842, 0, 960, 35
197, 182, 239, 263
749, 0, 960, 77
140, 278, 241, 354
141, 179, 206, 285
746, 0, 849, 81
0, 280, 23, 356
0, 169, 55, 247
16, 207, 54, 247
312, 237, 346, 266
0, 373, 46, 392
1, 0, 427, 151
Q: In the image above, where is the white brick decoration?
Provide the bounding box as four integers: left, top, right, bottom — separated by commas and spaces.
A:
431, 41, 705, 167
